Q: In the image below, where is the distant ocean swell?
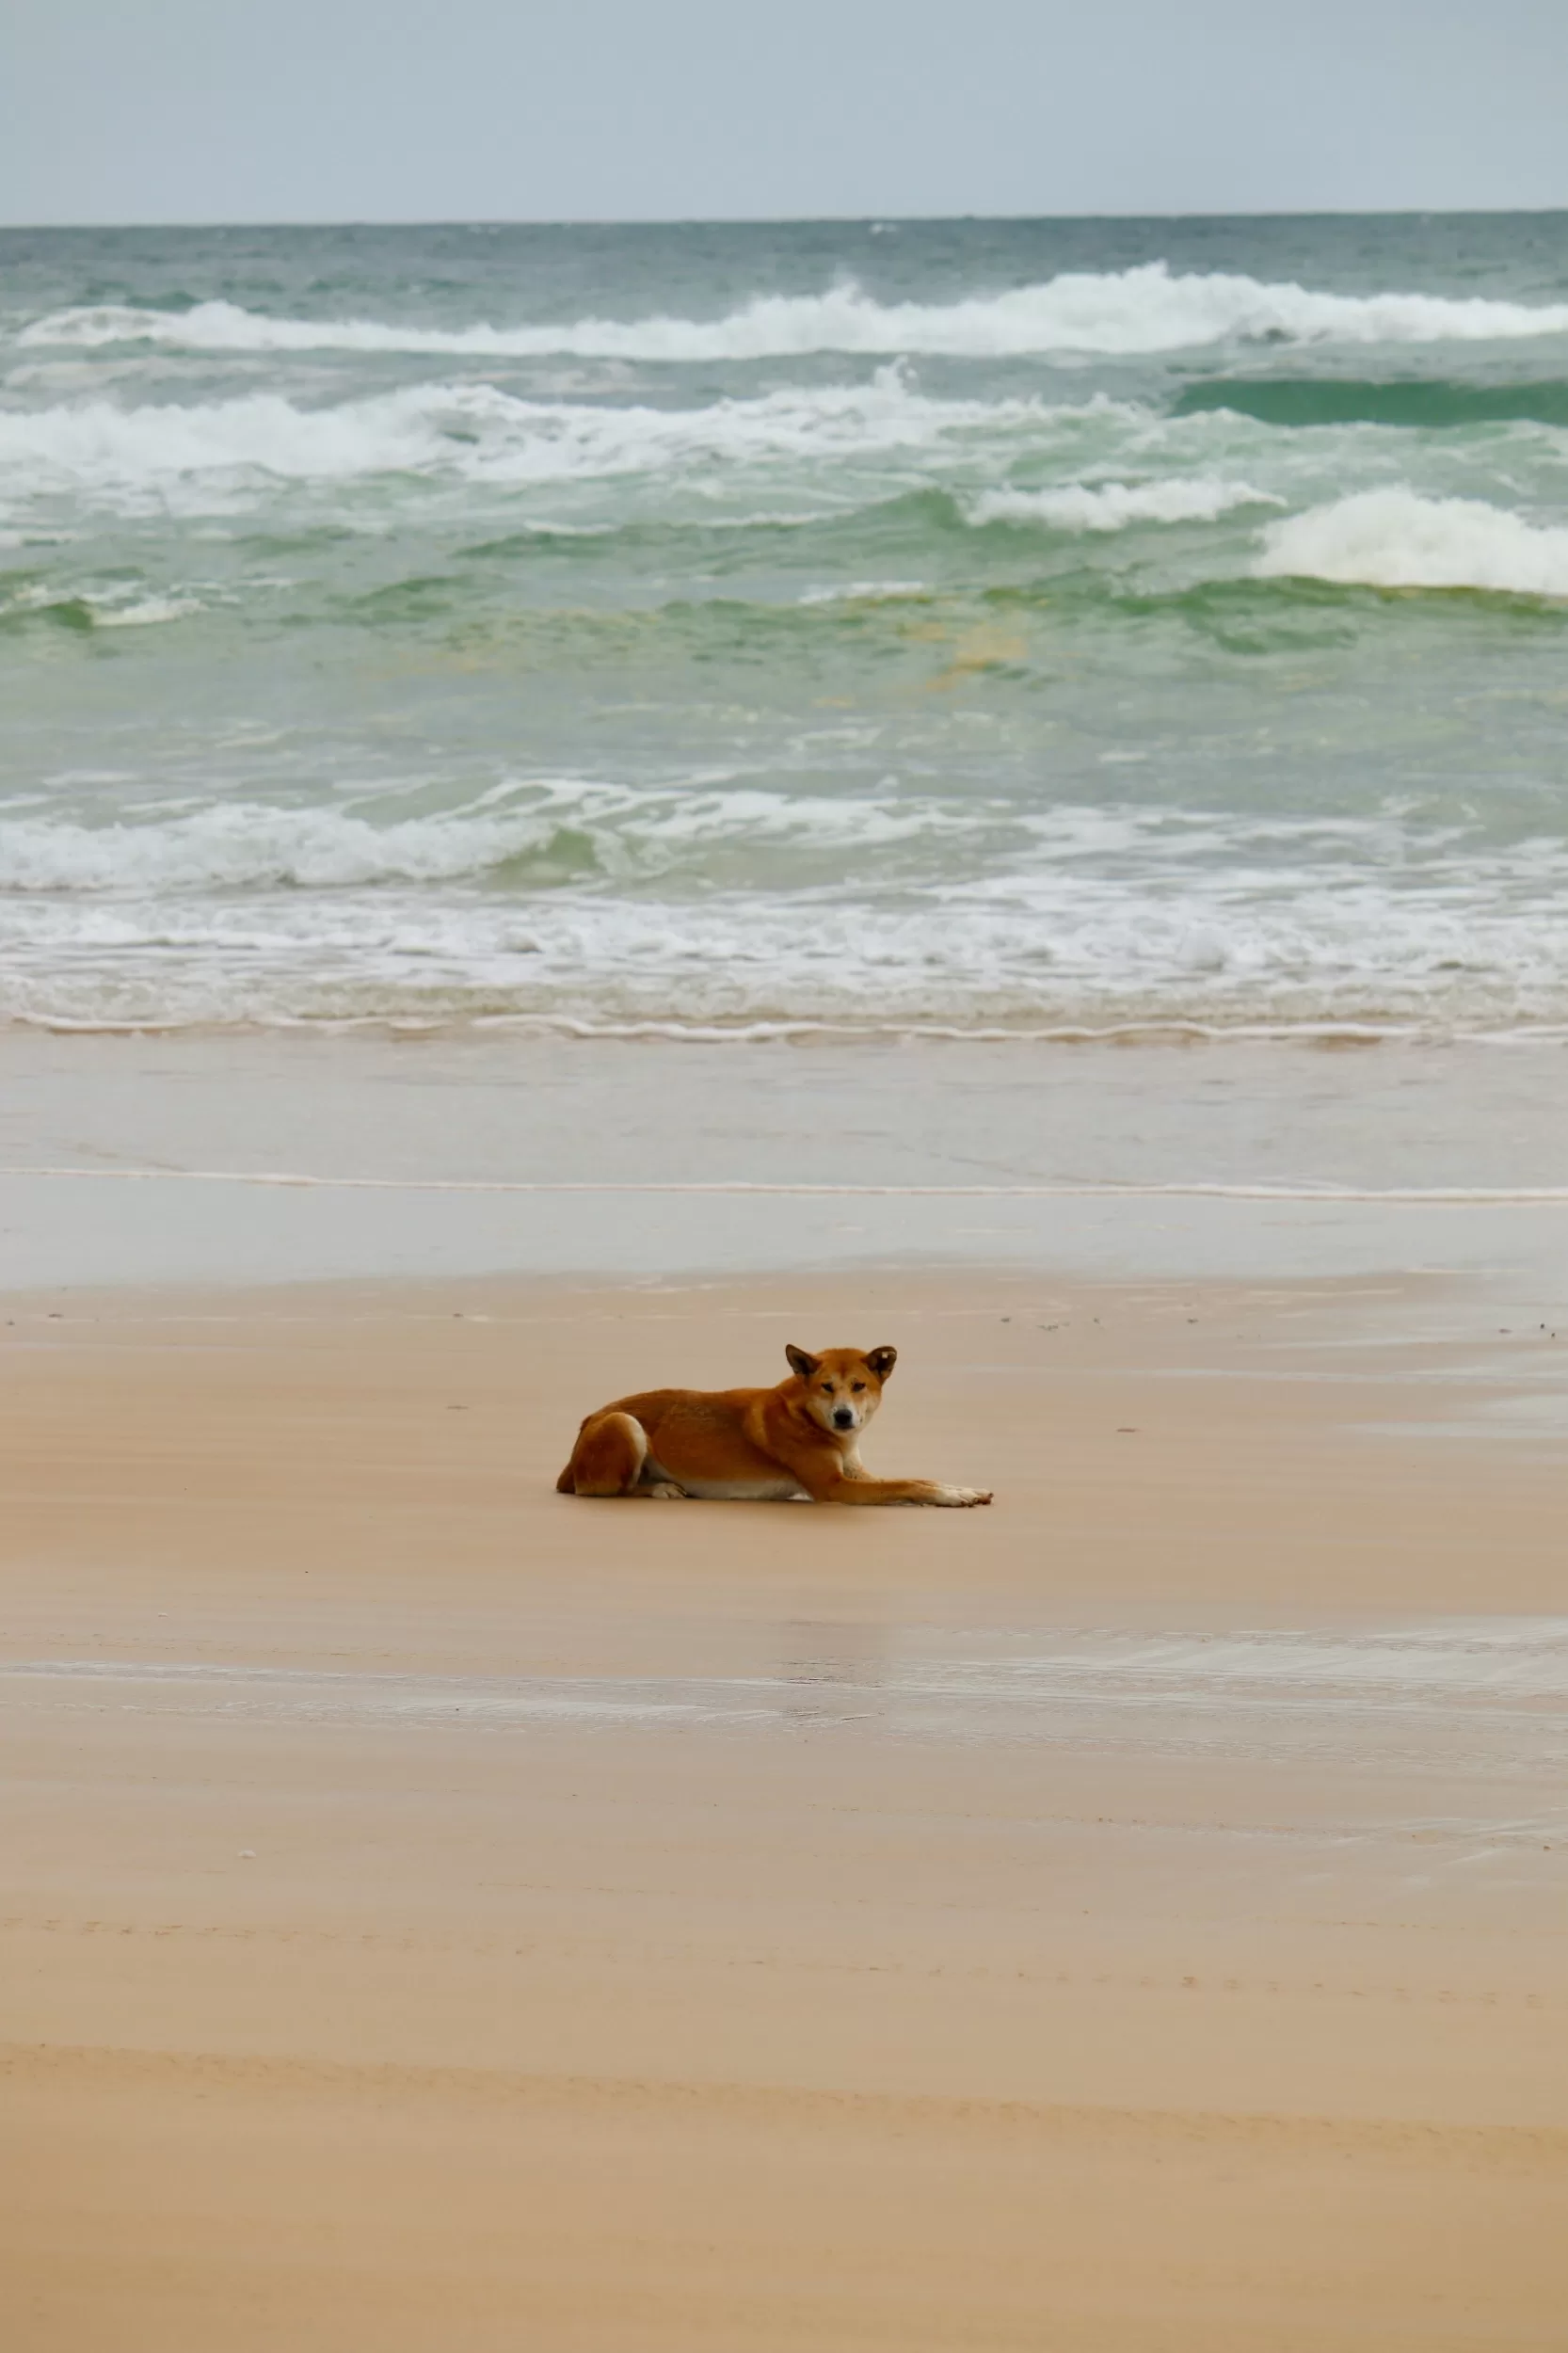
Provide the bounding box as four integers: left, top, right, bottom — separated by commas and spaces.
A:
23, 263, 1568, 359
5, 220, 1568, 1036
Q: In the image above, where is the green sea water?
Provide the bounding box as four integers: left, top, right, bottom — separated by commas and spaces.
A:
4, 214, 1568, 1034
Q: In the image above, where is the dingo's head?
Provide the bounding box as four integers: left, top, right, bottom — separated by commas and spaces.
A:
784, 1343, 896, 1437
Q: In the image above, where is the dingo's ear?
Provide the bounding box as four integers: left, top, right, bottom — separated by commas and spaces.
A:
865, 1345, 897, 1379
785, 1343, 821, 1379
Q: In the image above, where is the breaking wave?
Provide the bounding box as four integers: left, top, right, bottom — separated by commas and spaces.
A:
24, 264, 1568, 362
972, 477, 1279, 531
0, 782, 970, 895
0, 375, 1103, 508
1257, 489, 1568, 596
7, 792, 1568, 1035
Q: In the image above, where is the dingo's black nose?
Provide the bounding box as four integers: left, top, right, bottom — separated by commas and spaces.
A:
833, 1407, 856, 1429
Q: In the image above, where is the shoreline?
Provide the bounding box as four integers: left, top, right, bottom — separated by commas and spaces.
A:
5, 1029, 1568, 1306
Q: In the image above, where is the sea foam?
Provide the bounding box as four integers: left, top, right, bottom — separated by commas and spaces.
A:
0, 375, 1094, 509
972, 477, 1280, 531
24, 264, 1568, 362
1258, 489, 1568, 596
7, 792, 1568, 1036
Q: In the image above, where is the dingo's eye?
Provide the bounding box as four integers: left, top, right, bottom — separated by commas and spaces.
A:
851, 1381, 865, 1391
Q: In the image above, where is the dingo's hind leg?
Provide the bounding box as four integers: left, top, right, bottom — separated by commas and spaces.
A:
561, 1409, 649, 1497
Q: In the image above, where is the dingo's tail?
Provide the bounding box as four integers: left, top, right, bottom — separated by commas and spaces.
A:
557, 1409, 648, 1497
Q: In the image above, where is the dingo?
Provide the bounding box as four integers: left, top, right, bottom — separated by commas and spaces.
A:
555, 1343, 992, 1506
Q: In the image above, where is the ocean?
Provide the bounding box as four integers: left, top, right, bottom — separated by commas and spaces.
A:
5, 212, 1568, 1040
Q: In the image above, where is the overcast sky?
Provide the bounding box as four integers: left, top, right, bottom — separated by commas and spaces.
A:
4, 0, 1567, 225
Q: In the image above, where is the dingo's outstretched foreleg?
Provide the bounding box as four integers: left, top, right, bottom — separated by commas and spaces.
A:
798, 1468, 992, 1508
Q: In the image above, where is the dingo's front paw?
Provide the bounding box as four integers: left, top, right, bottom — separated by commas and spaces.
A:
648, 1481, 690, 1499
936, 1485, 993, 1507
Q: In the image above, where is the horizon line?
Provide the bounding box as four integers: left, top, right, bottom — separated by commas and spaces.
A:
6, 205, 1568, 233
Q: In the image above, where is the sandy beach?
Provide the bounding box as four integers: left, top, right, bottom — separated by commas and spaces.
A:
4, 1048, 1566, 2353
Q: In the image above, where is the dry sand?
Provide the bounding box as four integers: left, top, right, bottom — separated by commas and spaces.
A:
3, 1267, 1566, 2349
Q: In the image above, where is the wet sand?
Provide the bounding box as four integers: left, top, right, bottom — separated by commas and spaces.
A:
4, 1265, 1566, 2349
